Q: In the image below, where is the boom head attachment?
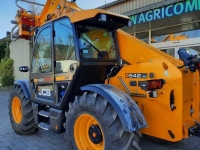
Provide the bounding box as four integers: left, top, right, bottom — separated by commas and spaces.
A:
11, 0, 82, 40
14, 9, 37, 40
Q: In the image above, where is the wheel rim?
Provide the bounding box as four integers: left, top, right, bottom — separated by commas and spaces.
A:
74, 114, 104, 150
12, 96, 22, 124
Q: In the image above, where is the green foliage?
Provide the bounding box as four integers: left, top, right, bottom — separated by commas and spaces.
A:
0, 38, 13, 87
0, 59, 14, 76
0, 39, 6, 60
0, 58, 14, 87
1, 74, 14, 87
2, 47, 10, 61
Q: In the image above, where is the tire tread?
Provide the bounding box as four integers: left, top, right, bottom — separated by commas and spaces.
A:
64, 92, 141, 150
8, 85, 38, 135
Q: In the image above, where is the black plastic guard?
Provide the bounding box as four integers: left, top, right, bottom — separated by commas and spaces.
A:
14, 80, 30, 98
81, 84, 147, 132
189, 121, 200, 138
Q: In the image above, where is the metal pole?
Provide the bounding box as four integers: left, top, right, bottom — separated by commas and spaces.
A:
105, 0, 106, 10
11, 25, 19, 41
16, 0, 44, 10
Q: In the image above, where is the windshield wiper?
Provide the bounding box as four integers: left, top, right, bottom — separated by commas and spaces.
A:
81, 36, 104, 56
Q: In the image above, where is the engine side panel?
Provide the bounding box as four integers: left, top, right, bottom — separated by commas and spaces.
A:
108, 62, 183, 142
112, 29, 200, 142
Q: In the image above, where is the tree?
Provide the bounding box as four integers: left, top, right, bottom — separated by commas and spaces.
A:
0, 46, 14, 87
3, 46, 10, 61
0, 38, 7, 61
27, 0, 42, 15
0, 38, 14, 87
0, 58, 14, 87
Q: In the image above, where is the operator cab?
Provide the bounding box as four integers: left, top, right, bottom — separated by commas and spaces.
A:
26, 13, 131, 110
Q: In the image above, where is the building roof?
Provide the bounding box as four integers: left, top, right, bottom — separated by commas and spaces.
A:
97, 0, 128, 9
97, 0, 183, 16
123, 0, 183, 16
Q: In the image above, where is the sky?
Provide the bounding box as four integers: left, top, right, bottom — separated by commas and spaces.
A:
0, 0, 116, 39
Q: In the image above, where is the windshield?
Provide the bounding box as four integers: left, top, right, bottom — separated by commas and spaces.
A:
78, 25, 117, 60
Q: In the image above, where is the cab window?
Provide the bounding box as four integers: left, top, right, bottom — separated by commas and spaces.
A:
78, 25, 117, 60
54, 18, 76, 73
31, 27, 52, 73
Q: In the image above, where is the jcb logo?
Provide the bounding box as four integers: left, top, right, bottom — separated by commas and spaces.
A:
38, 89, 51, 96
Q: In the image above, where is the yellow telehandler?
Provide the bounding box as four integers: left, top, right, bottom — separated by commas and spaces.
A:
8, 0, 200, 149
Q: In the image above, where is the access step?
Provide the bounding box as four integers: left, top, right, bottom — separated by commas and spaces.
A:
38, 122, 50, 130
38, 110, 50, 117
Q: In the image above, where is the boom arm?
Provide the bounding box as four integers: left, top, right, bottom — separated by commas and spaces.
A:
12, 0, 82, 40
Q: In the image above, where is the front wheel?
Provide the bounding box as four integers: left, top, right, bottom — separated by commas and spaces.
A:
8, 85, 38, 135
64, 92, 141, 150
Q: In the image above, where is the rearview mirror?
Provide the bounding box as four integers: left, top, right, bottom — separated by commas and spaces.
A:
19, 66, 29, 72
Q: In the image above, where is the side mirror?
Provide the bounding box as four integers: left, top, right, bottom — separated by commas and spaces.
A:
19, 66, 29, 72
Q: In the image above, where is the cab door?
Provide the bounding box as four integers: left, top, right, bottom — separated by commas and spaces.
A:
53, 18, 78, 106
29, 23, 55, 106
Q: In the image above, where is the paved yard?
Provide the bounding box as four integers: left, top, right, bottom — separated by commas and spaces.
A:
0, 90, 200, 150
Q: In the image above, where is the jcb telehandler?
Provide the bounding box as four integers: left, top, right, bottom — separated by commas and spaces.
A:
8, 0, 200, 149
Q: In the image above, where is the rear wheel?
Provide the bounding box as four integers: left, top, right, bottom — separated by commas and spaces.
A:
8, 85, 38, 135
64, 92, 141, 150
74, 114, 105, 150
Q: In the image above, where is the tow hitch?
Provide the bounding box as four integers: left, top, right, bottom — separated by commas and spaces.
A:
188, 121, 200, 138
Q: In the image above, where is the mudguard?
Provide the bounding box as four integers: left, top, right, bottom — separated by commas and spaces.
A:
14, 80, 30, 98
81, 84, 147, 132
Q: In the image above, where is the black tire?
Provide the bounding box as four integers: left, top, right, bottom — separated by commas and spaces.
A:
8, 85, 38, 135
64, 92, 141, 150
